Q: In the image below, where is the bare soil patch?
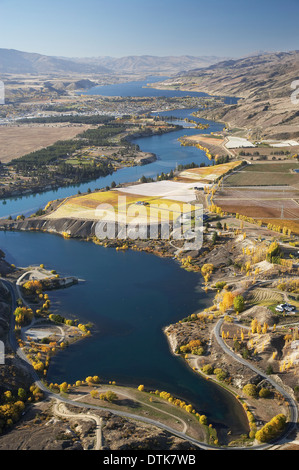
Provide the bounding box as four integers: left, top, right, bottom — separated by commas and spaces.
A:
0, 123, 91, 163
214, 185, 299, 223
214, 201, 299, 219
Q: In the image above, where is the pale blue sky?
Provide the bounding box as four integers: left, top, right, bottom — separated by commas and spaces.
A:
0, 0, 298, 58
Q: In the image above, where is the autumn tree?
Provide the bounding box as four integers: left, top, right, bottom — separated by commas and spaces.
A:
251, 318, 258, 334
266, 241, 281, 263
201, 263, 214, 283
14, 307, 33, 326
59, 382, 68, 394
180, 339, 204, 355
199, 415, 208, 425
17, 388, 26, 401
90, 390, 99, 399
255, 414, 286, 443
219, 291, 235, 313
259, 387, 271, 398
22, 280, 43, 296
100, 391, 118, 402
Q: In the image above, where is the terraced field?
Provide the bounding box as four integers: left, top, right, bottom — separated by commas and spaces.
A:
215, 161, 299, 233
249, 287, 284, 306
223, 171, 299, 186
241, 162, 299, 173
223, 162, 299, 187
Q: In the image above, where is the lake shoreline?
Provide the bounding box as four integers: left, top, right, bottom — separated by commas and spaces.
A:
1, 104, 292, 447
4, 227, 252, 445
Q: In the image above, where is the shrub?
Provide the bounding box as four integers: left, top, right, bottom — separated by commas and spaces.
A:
233, 295, 245, 313
243, 383, 258, 398
180, 339, 204, 356
201, 364, 214, 375
199, 414, 208, 425
214, 368, 228, 381
259, 387, 271, 398
215, 281, 227, 290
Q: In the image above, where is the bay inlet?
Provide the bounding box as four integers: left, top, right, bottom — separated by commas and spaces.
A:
0, 88, 248, 438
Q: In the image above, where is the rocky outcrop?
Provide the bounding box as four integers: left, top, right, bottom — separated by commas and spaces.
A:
0, 218, 97, 239
0, 216, 172, 241
136, 153, 156, 165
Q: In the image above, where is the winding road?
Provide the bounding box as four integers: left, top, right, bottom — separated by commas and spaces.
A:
2, 276, 298, 450
214, 317, 298, 440
54, 400, 103, 450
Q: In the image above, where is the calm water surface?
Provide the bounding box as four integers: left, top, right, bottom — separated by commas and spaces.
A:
0, 230, 248, 435
0, 94, 247, 436
81, 75, 209, 98
82, 76, 238, 104
0, 109, 222, 218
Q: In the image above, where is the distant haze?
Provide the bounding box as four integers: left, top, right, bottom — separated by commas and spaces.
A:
0, 49, 228, 75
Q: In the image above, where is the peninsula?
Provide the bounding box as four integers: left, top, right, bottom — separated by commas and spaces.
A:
0, 49, 298, 452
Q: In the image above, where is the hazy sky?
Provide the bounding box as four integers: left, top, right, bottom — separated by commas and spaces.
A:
0, 0, 298, 58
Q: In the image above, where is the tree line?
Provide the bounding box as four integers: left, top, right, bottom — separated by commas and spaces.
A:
10, 123, 127, 169
18, 115, 115, 125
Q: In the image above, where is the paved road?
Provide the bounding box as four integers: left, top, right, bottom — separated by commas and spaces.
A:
214, 318, 298, 441
2, 277, 296, 450
1, 278, 215, 450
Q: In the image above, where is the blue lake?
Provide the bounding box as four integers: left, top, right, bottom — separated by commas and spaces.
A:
0, 93, 247, 438
80, 75, 209, 98
0, 109, 223, 218
0, 230, 248, 437
81, 75, 237, 104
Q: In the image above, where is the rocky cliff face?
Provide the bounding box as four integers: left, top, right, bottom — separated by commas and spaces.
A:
0, 217, 97, 239
0, 215, 168, 241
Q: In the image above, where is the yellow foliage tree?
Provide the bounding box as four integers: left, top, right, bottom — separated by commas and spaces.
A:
219, 291, 235, 313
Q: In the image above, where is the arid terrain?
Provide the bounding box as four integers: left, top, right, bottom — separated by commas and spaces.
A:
0, 123, 91, 163
0, 47, 299, 451
150, 51, 299, 140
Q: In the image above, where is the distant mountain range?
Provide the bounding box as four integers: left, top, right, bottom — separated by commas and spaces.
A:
179, 50, 299, 98
0, 49, 227, 75
68, 54, 228, 74
0, 49, 110, 74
